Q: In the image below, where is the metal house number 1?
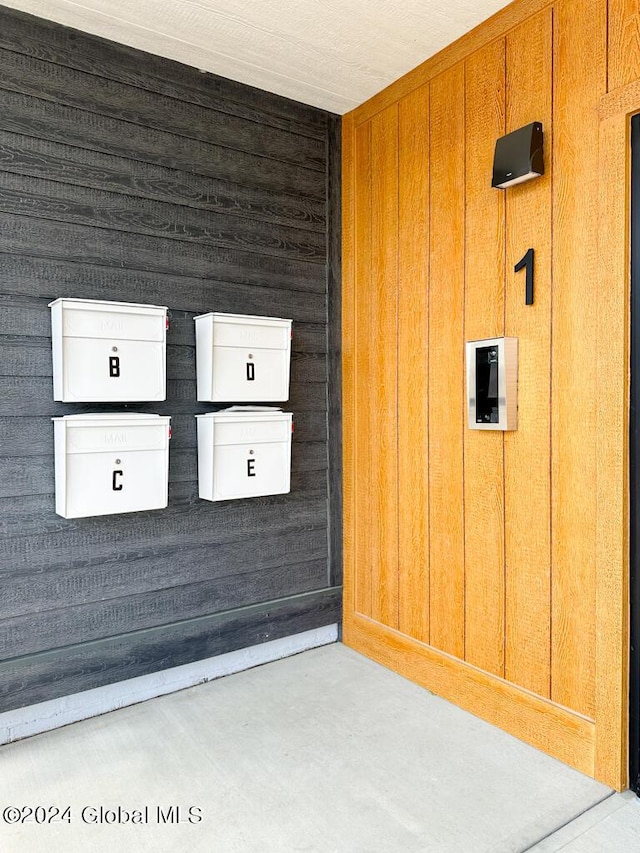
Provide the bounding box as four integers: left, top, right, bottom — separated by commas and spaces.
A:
514, 248, 535, 305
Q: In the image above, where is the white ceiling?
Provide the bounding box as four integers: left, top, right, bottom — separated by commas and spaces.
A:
0, 0, 513, 114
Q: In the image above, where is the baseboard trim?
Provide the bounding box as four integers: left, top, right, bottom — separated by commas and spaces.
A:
0, 624, 338, 745
344, 614, 595, 777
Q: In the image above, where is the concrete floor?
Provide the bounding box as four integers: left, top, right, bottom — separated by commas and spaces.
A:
0, 642, 636, 853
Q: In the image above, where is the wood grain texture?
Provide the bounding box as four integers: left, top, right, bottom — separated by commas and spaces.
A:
0, 48, 326, 171
0, 216, 326, 293
0, 5, 327, 139
0, 89, 326, 201
462, 40, 506, 677
2, 529, 328, 618
0, 130, 326, 233
0, 172, 325, 262
608, 0, 640, 92
342, 113, 356, 627
353, 120, 373, 619
602, 80, 640, 126
428, 65, 465, 658
0, 5, 339, 713
347, 614, 596, 778
397, 85, 430, 643
595, 111, 630, 790
327, 115, 343, 588
0, 588, 342, 713
0, 441, 327, 499
0, 256, 326, 323
0, 472, 326, 540
368, 106, 399, 629
0, 493, 327, 574
0, 377, 326, 417
0, 560, 330, 659
503, 10, 553, 699
342, 0, 630, 788
551, 0, 607, 719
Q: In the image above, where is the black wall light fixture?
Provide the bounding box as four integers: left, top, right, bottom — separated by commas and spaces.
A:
492, 122, 544, 189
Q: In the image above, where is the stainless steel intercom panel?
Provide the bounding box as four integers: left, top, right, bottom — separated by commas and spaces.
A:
466, 337, 518, 430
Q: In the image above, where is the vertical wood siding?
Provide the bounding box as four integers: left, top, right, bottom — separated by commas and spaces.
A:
504, 9, 554, 699
397, 87, 430, 643
0, 6, 341, 711
550, 0, 607, 720
463, 39, 506, 678
427, 65, 466, 659
343, 0, 628, 787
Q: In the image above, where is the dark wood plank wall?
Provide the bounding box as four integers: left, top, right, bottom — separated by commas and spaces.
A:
0, 6, 341, 712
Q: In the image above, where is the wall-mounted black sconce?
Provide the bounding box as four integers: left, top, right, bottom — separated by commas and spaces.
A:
492, 122, 544, 189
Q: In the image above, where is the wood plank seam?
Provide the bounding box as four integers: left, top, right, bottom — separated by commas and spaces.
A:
0, 7, 328, 140
502, 36, 508, 686
462, 63, 467, 665
428, 80, 433, 649
0, 41, 327, 143
549, 4, 556, 704
0, 2, 336, 711
396, 107, 400, 633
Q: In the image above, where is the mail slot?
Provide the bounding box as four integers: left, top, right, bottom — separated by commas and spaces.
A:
49, 298, 167, 402
195, 411, 292, 501
52, 413, 171, 518
194, 312, 292, 402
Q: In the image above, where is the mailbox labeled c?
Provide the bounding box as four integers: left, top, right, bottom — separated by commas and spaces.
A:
112, 470, 123, 491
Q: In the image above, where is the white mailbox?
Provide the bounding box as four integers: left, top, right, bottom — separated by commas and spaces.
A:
196, 411, 292, 501
49, 298, 168, 402
194, 312, 292, 402
52, 413, 171, 518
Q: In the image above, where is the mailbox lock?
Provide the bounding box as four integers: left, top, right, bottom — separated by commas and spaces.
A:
249, 449, 254, 455
248, 354, 253, 359
115, 459, 121, 465
112, 346, 118, 352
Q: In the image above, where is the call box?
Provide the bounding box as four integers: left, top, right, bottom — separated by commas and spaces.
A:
466, 337, 518, 430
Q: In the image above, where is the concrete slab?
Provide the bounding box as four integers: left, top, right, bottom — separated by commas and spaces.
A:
0, 643, 612, 852
527, 791, 640, 852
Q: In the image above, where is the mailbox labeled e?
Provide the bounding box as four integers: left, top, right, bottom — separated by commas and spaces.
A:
195, 411, 292, 502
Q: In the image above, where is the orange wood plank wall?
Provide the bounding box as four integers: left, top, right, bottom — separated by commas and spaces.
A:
343, 0, 640, 789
